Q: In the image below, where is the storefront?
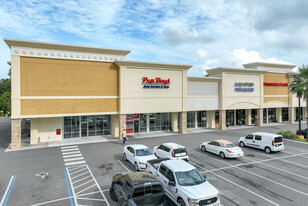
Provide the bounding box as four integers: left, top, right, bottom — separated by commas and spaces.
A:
64, 115, 111, 138
5, 38, 307, 150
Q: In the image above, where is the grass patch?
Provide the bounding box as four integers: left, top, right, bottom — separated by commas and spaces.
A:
278, 130, 308, 143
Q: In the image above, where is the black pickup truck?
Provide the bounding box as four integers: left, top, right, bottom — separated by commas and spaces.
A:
109, 171, 177, 206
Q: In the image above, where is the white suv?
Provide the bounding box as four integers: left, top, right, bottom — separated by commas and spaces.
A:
153, 143, 189, 162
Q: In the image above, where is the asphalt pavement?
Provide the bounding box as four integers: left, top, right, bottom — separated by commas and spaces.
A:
0, 117, 308, 206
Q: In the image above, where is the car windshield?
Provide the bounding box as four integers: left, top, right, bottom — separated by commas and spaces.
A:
136, 148, 153, 156
174, 148, 187, 155
274, 136, 283, 143
226, 144, 235, 147
175, 169, 205, 186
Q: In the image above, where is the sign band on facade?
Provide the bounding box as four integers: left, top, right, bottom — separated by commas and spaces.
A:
142, 77, 170, 89
263, 82, 288, 86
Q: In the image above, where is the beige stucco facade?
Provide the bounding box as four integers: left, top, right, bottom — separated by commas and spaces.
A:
5, 38, 306, 150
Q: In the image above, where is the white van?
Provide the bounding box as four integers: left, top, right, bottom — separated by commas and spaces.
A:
238, 132, 284, 153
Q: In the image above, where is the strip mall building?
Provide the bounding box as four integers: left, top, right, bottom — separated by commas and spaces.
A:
5, 38, 306, 150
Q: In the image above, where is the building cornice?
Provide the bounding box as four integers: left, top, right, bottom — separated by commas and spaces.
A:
4, 37, 131, 56
115, 60, 192, 70
243, 62, 296, 69
206, 67, 267, 75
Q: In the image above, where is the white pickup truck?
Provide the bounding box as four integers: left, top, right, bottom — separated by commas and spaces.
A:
146, 158, 221, 206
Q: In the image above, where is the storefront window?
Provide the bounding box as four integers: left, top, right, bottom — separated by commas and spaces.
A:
251, 109, 257, 124
150, 113, 171, 132
236, 110, 246, 125
263, 108, 267, 123
268, 108, 277, 122
282, 108, 288, 121
64, 115, 111, 138
197, 111, 207, 127
226, 110, 234, 125
140, 114, 147, 133
187, 111, 195, 128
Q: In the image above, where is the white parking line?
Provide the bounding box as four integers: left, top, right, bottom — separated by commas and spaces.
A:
117, 159, 131, 172
241, 156, 308, 180
62, 151, 81, 155
61, 145, 78, 149
189, 161, 279, 206
191, 150, 308, 197
284, 138, 308, 145
64, 157, 85, 162
62, 148, 80, 152
65, 160, 86, 166
70, 167, 88, 176
283, 151, 308, 159
63, 154, 82, 158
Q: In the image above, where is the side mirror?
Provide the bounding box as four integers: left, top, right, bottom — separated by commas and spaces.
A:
168, 181, 176, 187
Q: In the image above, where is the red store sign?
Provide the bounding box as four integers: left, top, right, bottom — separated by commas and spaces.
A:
142, 77, 170, 88
264, 82, 288, 87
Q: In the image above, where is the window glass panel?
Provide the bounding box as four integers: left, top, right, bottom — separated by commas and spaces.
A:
133, 187, 144, 197
255, 135, 262, 141
145, 186, 151, 194
140, 114, 147, 132
152, 185, 163, 194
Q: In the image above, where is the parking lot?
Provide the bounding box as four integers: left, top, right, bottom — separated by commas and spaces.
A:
1, 118, 308, 206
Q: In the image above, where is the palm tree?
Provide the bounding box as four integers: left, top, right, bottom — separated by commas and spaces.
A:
289, 65, 308, 139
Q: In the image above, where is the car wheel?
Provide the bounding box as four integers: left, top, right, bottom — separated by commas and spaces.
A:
239, 141, 245, 147
109, 187, 118, 202
201, 145, 207, 152
177, 198, 186, 206
265, 147, 271, 154
219, 152, 225, 159
134, 162, 139, 171
123, 153, 127, 161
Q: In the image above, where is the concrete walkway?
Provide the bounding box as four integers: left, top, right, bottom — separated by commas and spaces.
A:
5, 121, 306, 152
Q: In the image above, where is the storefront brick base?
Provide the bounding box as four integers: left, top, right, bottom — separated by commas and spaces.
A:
11, 119, 21, 150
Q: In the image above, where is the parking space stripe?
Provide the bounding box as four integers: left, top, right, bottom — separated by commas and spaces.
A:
73, 175, 92, 185
242, 156, 308, 180
61, 145, 78, 149
64, 157, 85, 162
65, 161, 86, 166
62, 148, 79, 152
189, 161, 279, 206
117, 159, 131, 172
0, 175, 17, 206
74, 180, 94, 189
68, 165, 85, 172
191, 150, 308, 197
71, 171, 90, 180
63, 154, 82, 159
64, 168, 74, 206
63, 151, 81, 155
70, 167, 88, 176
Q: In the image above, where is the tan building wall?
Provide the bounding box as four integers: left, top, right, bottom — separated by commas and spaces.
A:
31, 117, 63, 144
222, 72, 263, 110
20, 57, 119, 96
263, 73, 289, 96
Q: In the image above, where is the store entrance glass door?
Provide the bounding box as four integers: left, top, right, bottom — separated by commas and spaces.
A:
134, 120, 139, 133
81, 122, 88, 137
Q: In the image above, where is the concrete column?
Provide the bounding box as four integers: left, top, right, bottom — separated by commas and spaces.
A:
21, 119, 27, 130
207, 111, 215, 128
11, 119, 21, 150
233, 110, 237, 126
171, 112, 178, 132
302, 107, 307, 121
30, 118, 39, 144
119, 114, 126, 139
146, 114, 150, 133
219, 110, 226, 130
256, 109, 263, 126
265, 109, 268, 123
111, 114, 120, 137
180, 112, 187, 134
246, 109, 251, 125
195, 111, 198, 128
276, 108, 282, 123
289, 107, 295, 124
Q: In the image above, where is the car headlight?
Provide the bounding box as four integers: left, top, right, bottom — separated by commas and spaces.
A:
187, 198, 199, 206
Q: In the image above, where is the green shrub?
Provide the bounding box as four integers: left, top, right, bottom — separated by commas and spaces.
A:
277, 130, 298, 140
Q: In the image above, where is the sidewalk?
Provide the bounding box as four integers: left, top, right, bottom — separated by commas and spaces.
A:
5, 121, 306, 152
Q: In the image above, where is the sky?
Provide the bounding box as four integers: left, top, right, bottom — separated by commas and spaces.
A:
0, 0, 307, 79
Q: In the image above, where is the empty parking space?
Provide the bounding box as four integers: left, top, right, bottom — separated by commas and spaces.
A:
189, 142, 308, 206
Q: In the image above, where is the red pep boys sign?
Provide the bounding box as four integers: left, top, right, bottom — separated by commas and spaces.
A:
264, 82, 288, 87
142, 77, 170, 88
